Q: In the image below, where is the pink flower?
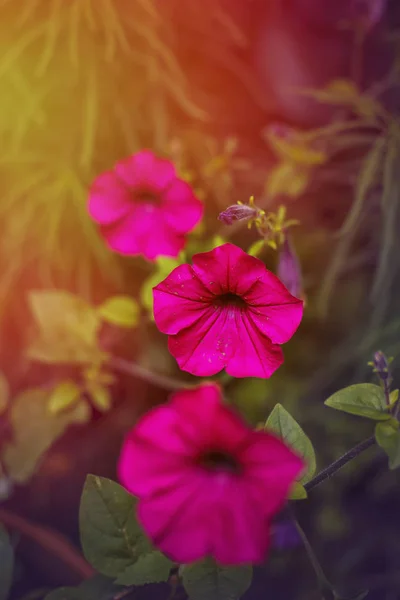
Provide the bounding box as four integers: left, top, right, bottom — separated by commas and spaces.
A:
350, 0, 387, 30
118, 384, 304, 565
88, 150, 203, 261
277, 236, 303, 300
153, 243, 303, 378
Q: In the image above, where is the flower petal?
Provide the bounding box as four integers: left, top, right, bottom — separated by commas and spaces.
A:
137, 473, 210, 563
225, 312, 284, 378
88, 171, 132, 225
211, 479, 271, 564
171, 384, 250, 453
153, 264, 213, 334
168, 308, 238, 376
162, 180, 203, 233
101, 205, 186, 260
100, 206, 155, 256
242, 431, 305, 514
191, 243, 268, 296
114, 150, 176, 190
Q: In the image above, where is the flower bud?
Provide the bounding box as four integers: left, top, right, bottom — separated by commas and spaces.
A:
350, 0, 387, 30
218, 203, 259, 226
277, 235, 303, 300
372, 350, 391, 381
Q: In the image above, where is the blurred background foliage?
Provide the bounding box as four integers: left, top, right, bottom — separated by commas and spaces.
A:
1, 0, 400, 598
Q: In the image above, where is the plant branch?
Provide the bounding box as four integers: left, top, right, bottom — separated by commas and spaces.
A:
305, 435, 376, 492
0, 507, 94, 580
289, 506, 333, 596
109, 356, 195, 391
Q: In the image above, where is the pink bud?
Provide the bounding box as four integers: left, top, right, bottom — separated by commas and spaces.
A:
277, 236, 303, 299
350, 0, 387, 29
218, 204, 258, 226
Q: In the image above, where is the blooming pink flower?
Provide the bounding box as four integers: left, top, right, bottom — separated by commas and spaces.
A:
118, 384, 304, 565
153, 243, 303, 378
88, 150, 203, 261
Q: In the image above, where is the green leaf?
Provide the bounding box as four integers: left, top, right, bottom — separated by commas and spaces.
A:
48, 381, 81, 415
116, 551, 173, 586
97, 296, 139, 328
182, 558, 252, 600
247, 239, 265, 258
389, 389, 399, 407
265, 403, 316, 483
0, 525, 14, 600
289, 481, 308, 500
0, 372, 9, 415
375, 420, 400, 470
79, 475, 152, 578
325, 384, 391, 420
3, 388, 90, 483
86, 383, 112, 412
27, 291, 102, 364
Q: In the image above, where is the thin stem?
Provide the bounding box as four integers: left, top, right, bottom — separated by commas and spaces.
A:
305, 435, 376, 492
0, 507, 94, 579
109, 356, 195, 391
289, 507, 333, 596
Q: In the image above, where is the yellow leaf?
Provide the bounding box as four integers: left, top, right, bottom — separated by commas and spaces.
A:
3, 389, 90, 483
266, 162, 307, 198
48, 381, 81, 415
97, 295, 139, 328
0, 372, 9, 414
27, 290, 101, 364
87, 383, 112, 412
289, 482, 308, 500
141, 257, 181, 315
247, 240, 265, 257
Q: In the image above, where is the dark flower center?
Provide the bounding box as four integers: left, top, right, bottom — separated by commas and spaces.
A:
198, 449, 242, 474
214, 292, 246, 309
134, 187, 160, 204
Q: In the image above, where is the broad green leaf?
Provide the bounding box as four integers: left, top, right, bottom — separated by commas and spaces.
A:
116, 551, 173, 586
27, 291, 102, 364
375, 420, 400, 470
79, 475, 152, 578
265, 403, 316, 483
389, 389, 399, 407
182, 558, 252, 600
0, 372, 9, 415
325, 384, 390, 420
86, 383, 112, 412
97, 296, 139, 328
3, 388, 90, 483
289, 481, 308, 500
0, 525, 14, 600
247, 240, 265, 258
48, 381, 81, 415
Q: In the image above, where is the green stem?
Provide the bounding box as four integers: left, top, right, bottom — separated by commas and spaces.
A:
304, 436, 376, 492
109, 356, 195, 391
289, 507, 334, 597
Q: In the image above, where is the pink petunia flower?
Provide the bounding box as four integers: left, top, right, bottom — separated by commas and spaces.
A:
153, 243, 303, 378
118, 384, 304, 565
88, 150, 203, 261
